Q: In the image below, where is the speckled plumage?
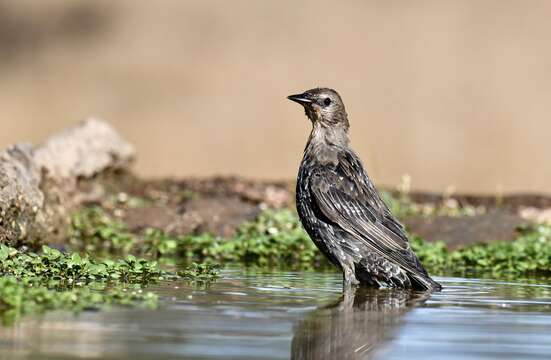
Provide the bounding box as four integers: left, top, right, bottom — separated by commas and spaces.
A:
289, 88, 441, 291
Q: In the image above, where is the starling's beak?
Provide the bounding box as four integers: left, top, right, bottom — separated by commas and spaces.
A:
287, 93, 312, 105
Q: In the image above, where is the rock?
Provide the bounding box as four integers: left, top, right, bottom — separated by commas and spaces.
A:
404, 209, 529, 249
34, 118, 134, 179
407, 191, 551, 211
0, 144, 45, 246
179, 176, 294, 209
121, 196, 261, 238
0, 119, 134, 247
177, 196, 260, 237
518, 206, 551, 224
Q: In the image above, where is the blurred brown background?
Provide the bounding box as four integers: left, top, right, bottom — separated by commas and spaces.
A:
1, 0, 550, 194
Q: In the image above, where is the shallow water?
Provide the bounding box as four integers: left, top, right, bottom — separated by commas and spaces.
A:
1, 270, 551, 360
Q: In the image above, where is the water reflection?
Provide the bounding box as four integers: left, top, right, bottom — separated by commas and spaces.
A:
2, 272, 551, 360
291, 288, 430, 360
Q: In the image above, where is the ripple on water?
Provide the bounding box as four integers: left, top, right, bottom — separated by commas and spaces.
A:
0, 270, 550, 360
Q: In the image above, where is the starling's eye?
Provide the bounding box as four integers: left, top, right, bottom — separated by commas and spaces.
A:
323, 98, 332, 106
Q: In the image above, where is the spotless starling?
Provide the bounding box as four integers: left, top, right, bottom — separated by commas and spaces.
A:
289, 88, 441, 291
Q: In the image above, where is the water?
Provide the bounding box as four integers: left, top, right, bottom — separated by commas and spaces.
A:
1, 269, 551, 360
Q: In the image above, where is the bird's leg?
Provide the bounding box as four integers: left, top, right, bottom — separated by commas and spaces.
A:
342, 260, 359, 290
341, 285, 358, 308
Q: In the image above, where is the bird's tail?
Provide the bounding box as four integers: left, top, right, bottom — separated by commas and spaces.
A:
410, 273, 442, 292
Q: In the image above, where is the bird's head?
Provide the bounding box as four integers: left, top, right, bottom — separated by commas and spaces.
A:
287, 88, 349, 130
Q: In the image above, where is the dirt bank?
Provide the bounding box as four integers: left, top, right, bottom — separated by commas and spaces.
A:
2, 121, 549, 249
85, 173, 546, 249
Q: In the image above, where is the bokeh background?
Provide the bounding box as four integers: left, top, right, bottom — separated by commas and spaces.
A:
1, 0, 550, 194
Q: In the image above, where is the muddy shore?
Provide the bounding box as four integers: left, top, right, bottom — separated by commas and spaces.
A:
1, 120, 550, 250
89, 172, 546, 249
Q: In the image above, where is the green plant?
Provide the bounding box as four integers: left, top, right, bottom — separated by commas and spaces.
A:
411, 224, 551, 275
70, 207, 135, 254
0, 244, 167, 284
67, 205, 551, 276
179, 209, 326, 268
143, 228, 179, 257
0, 276, 158, 326
178, 262, 220, 281
0, 244, 220, 325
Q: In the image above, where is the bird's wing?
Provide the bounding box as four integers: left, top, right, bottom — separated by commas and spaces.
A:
309, 151, 428, 277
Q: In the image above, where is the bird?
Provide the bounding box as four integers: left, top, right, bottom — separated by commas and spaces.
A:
288, 87, 441, 291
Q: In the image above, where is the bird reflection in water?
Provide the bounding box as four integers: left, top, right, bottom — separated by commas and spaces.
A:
291, 288, 430, 360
